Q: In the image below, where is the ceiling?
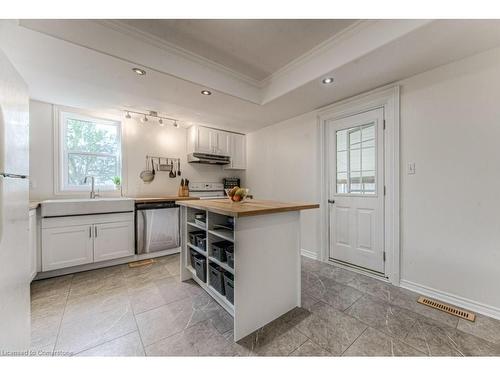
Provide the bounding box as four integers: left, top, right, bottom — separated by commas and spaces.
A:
1, 19, 500, 133
115, 19, 357, 81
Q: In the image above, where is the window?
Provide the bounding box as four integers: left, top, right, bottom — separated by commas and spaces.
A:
59, 111, 121, 192
336, 123, 376, 194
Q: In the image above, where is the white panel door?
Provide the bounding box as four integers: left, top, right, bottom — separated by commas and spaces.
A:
93, 221, 134, 262
327, 108, 385, 273
42, 224, 94, 271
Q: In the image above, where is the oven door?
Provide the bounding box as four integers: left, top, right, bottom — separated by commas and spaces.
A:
136, 206, 180, 254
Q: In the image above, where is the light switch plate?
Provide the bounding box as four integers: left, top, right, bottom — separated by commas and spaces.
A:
407, 162, 416, 175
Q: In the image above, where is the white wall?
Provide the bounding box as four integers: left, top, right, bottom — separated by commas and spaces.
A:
245, 46, 500, 313
29, 100, 241, 200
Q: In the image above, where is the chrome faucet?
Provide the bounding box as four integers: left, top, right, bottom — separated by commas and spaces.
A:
83, 176, 99, 199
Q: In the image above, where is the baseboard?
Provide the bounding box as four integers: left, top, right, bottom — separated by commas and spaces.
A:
300, 248, 318, 260
400, 279, 500, 321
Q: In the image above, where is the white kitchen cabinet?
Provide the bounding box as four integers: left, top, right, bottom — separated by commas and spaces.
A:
41, 212, 135, 271
93, 220, 135, 262
29, 209, 38, 280
188, 125, 230, 156
224, 133, 246, 170
42, 224, 94, 271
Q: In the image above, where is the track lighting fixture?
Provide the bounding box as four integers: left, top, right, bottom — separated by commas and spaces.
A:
123, 110, 180, 128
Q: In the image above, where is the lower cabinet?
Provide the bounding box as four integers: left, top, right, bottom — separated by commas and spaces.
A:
93, 221, 135, 262
42, 224, 94, 271
41, 213, 134, 272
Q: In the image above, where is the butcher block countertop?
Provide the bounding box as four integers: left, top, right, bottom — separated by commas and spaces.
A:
132, 196, 199, 203
175, 199, 319, 217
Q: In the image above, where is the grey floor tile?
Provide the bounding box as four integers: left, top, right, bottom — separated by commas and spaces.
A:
345, 294, 417, 340
69, 266, 126, 299
31, 275, 73, 301
145, 320, 230, 356
55, 288, 137, 354
404, 316, 500, 356
318, 265, 357, 285
301, 270, 321, 291
307, 277, 364, 311
286, 303, 366, 355
343, 327, 424, 356
347, 273, 395, 302
76, 331, 145, 356
135, 292, 222, 346
237, 314, 308, 356
457, 313, 500, 345
155, 277, 204, 305
127, 281, 169, 315
301, 290, 319, 310
290, 339, 332, 356
121, 261, 173, 287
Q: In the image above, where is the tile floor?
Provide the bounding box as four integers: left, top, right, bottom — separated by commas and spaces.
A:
29, 254, 500, 356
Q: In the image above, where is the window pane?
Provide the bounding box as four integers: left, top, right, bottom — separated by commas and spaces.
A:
337, 150, 347, 173
67, 154, 117, 186
66, 118, 119, 154
362, 146, 375, 171
336, 129, 347, 151
362, 124, 375, 141
350, 171, 361, 193
337, 172, 348, 193
349, 128, 361, 146
350, 148, 361, 172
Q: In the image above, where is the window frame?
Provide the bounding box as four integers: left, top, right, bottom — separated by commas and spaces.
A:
55, 107, 123, 194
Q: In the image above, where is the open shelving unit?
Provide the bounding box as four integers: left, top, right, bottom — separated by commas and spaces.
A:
183, 207, 235, 316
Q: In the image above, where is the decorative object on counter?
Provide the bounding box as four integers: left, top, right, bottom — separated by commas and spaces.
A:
139, 157, 155, 183
124, 109, 180, 128
225, 186, 249, 203
112, 176, 121, 190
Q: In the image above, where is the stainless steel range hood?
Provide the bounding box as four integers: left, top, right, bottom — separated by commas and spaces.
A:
187, 152, 230, 165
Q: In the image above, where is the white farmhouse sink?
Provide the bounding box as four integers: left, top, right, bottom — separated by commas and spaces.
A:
41, 198, 134, 217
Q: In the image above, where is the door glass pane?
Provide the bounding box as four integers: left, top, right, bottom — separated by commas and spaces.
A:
336, 122, 377, 194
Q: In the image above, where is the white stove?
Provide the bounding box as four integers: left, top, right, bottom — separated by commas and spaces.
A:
189, 182, 226, 200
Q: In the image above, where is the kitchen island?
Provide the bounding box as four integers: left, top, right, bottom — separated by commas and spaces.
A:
176, 199, 319, 341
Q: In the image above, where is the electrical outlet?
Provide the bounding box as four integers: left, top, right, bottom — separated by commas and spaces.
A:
407, 162, 416, 175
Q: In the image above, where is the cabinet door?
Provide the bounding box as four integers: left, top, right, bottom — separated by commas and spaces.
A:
29, 210, 37, 280
196, 126, 214, 154
42, 225, 93, 271
216, 131, 230, 156
93, 220, 134, 262
225, 133, 246, 170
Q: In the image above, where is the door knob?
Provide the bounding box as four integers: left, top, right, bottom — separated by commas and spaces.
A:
328, 199, 335, 204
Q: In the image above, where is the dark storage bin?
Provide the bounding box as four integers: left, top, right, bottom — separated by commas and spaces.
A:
223, 272, 234, 304
189, 230, 205, 246
208, 263, 225, 296
190, 248, 198, 268
196, 236, 207, 251
193, 255, 207, 283
212, 240, 233, 262
225, 247, 234, 269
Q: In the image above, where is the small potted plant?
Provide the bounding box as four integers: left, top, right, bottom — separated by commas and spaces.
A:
112, 176, 121, 191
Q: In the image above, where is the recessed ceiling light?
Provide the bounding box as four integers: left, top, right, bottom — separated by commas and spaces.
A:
132, 68, 146, 76
201, 90, 212, 96
322, 77, 334, 85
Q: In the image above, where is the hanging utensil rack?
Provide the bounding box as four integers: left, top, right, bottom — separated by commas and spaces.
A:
146, 155, 180, 173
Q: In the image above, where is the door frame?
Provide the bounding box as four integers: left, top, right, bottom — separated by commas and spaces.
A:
318, 85, 400, 285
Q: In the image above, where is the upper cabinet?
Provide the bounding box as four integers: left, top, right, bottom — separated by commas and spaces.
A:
188, 125, 246, 169
188, 125, 230, 156
224, 133, 246, 170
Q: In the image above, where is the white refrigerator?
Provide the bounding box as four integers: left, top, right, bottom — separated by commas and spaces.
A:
0, 48, 30, 352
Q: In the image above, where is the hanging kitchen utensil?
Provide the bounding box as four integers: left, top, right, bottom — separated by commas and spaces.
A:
140, 157, 154, 183
151, 158, 156, 176
158, 157, 172, 171
169, 160, 175, 178
177, 159, 181, 176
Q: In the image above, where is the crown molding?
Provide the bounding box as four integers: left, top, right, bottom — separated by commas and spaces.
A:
97, 20, 262, 88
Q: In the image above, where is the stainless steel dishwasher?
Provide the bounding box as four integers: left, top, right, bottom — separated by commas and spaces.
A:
135, 201, 180, 254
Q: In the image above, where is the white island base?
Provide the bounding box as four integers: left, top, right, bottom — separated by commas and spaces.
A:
179, 206, 302, 341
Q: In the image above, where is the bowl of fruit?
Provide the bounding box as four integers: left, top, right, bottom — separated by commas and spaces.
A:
225, 187, 249, 203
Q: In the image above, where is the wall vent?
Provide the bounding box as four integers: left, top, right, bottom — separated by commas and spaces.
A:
417, 296, 475, 322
